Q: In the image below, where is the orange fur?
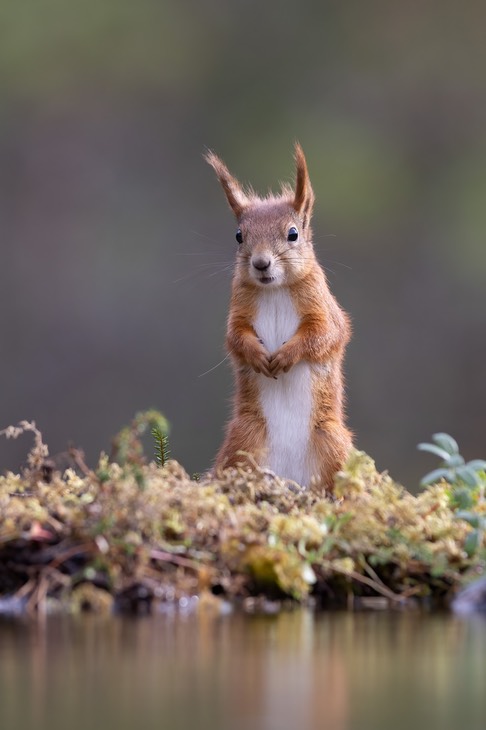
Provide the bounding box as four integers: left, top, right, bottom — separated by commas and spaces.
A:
206, 144, 352, 491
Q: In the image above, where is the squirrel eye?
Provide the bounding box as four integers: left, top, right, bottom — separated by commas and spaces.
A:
235, 229, 243, 244
287, 226, 299, 242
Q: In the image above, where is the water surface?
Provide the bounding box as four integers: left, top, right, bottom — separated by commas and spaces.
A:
1, 609, 485, 730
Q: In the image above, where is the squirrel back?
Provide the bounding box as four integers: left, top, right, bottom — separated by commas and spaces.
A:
206, 144, 352, 490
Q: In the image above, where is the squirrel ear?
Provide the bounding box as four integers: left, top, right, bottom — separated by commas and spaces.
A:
293, 143, 315, 228
205, 151, 249, 219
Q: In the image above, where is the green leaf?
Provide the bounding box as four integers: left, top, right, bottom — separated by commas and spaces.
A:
334, 513, 354, 531
464, 529, 481, 557
455, 511, 480, 528
456, 465, 480, 488
432, 433, 459, 455
446, 454, 465, 468
420, 468, 451, 487
466, 460, 486, 472
417, 443, 451, 461
452, 487, 475, 509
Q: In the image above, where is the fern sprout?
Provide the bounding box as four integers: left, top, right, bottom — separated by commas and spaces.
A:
152, 426, 170, 467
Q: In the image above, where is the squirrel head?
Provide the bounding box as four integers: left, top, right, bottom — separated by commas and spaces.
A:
206, 144, 317, 288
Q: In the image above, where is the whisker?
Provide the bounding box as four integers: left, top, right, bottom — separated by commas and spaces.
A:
274, 254, 349, 278
190, 230, 220, 243
276, 251, 352, 271
177, 261, 235, 267
173, 271, 208, 284
206, 265, 235, 278
322, 260, 352, 270
277, 255, 317, 263
198, 352, 231, 377
177, 251, 227, 257
192, 261, 235, 267
172, 262, 234, 284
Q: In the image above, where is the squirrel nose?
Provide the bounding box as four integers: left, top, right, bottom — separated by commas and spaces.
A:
252, 256, 271, 271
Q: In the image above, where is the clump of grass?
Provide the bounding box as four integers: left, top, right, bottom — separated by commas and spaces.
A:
0, 417, 484, 615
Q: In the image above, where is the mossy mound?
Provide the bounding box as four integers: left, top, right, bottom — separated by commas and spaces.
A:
0, 424, 484, 614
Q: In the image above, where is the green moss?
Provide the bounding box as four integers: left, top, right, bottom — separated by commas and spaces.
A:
0, 421, 484, 614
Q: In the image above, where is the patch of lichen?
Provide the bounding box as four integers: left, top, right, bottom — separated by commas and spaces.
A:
0, 427, 484, 613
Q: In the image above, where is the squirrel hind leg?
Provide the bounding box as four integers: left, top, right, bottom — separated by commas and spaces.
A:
311, 423, 353, 493
214, 415, 267, 473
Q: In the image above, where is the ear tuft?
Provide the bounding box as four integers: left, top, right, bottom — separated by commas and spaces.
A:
293, 143, 315, 228
205, 150, 249, 219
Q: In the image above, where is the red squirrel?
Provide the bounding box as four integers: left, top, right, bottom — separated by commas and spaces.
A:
206, 144, 352, 490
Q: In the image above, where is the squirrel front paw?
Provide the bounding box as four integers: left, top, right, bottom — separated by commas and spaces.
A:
268, 342, 299, 376
246, 343, 272, 377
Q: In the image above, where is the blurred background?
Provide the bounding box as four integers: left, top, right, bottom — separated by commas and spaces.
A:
1, 0, 485, 488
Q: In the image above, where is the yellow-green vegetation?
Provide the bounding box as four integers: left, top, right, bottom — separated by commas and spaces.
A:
0, 416, 485, 615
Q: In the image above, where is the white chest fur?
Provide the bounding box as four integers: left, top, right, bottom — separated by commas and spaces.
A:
253, 289, 314, 485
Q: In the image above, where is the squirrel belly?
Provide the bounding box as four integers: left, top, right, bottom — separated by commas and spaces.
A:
253, 289, 316, 485
215, 285, 348, 488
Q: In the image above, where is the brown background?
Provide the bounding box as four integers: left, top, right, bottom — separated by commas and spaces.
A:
1, 0, 485, 488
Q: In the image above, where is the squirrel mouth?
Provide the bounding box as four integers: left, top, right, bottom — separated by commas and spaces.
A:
258, 276, 275, 285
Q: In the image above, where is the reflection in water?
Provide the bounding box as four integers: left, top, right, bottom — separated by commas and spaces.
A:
0, 610, 485, 730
